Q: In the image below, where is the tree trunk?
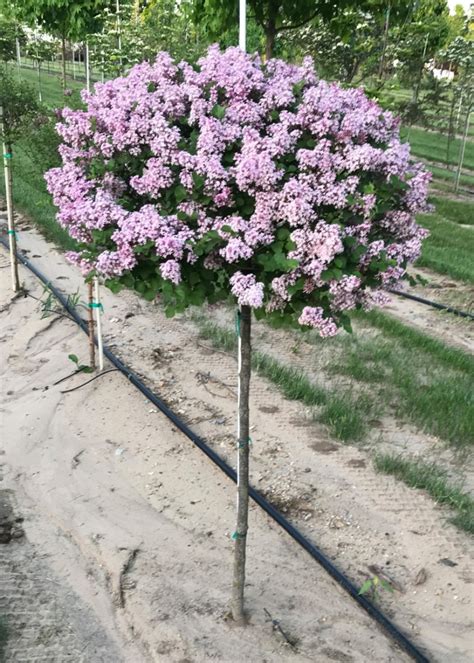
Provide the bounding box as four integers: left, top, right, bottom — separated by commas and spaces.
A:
455, 106, 471, 193
231, 305, 251, 624
15, 38, 21, 76
61, 35, 67, 90
412, 34, 429, 106
3, 145, 20, 292
265, 20, 276, 61
87, 280, 96, 370
378, 1, 391, 79
94, 277, 104, 370
446, 92, 457, 169
85, 42, 91, 93
37, 62, 42, 102
0, 107, 20, 292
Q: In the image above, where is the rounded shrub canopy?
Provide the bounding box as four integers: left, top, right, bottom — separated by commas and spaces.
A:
46, 45, 430, 336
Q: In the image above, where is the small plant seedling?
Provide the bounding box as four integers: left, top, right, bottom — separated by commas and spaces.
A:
358, 575, 394, 602
68, 354, 94, 374
37, 284, 81, 320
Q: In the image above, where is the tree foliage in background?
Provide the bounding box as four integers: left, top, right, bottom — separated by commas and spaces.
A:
0, 13, 25, 63
192, 0, 372, 60
0, 68, 40, 145
3, 0, 108, 87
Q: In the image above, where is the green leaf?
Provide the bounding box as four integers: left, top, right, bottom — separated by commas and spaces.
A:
358, 579, 373, 596
105, 278, 124, 294
68, 354, 79, 365
211, 104, 226, 119
174, 184, 187, 203
192, 172, 205, 190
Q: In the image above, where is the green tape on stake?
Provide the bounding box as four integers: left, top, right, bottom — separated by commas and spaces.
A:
3, 153, 12, 159
88, 301, 103, 310
238, 437, 252, 449
235, 310, 241, 336
231, 531, 246, 540
7, 229, 17, 235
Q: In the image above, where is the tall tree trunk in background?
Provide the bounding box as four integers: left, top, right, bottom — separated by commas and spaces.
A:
265, 20, 276, 61
61, 35, 67, 90
264, 0, 279, 61
446, 92, 457, 169
231, 305, 251, 624
37, 62, 42, 102
412, 33, 429, 106
378, 1, 391, 79
455, 106, 471, 193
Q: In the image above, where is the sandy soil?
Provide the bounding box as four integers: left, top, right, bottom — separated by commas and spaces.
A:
385, 267, 474, 354
0, 221, 473, 662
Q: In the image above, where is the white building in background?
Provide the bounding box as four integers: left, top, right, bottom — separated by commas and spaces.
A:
428, 66, 455, 81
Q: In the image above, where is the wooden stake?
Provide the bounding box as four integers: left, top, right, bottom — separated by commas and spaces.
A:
239, 0, 246, 52
87, 280, 96, 370
94, 277, 104, 371
231, 305, 251, 624
455, 107, 471, 193
85, 42, 91, 93
1, 106, 20, 292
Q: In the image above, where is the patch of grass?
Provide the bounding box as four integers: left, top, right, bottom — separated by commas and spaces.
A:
362, 310, 474, 375
330, 312, 474, 448
403, 126, 474, 172
8, 63, 85, 108
318, 393, 372, 442
425, 163, 474, 190
430, 196, 474, 226
374, 453, 474, 534
195, 316, 370, 442
416, 212, 474, 283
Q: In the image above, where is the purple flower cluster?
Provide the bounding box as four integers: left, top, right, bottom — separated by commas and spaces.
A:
46, 46, 430, 336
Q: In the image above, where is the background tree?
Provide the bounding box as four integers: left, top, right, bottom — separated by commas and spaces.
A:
6, 0, 107, 88
192, 0, 373, 60
0, 13, 25, 65
0, 69, 40, 290
392, 0, 450, 105
25, 31, 58, 101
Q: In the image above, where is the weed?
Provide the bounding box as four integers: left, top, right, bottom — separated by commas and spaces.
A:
374, 453, 474, 535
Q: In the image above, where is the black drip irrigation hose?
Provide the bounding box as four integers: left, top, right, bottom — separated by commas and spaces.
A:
388, 288, 474, 321
3, 239, 430, 663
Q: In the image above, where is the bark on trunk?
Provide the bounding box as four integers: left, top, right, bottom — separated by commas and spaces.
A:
231, 305, 251, 624
378, 1, 391, 79
0, 111, 20, 293
265, 21, 276, 61
61, 36, 67, 90
87, 280, 96, 370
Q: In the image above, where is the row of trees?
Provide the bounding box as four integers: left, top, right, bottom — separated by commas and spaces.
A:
0, 1, 471, 84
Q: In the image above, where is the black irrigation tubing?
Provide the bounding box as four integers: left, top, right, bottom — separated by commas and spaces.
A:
388, 288, 474, 321
2, 238, 430, 663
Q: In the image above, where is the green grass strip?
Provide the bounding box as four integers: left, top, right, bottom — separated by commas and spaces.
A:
402, 126, 474, 172
430, 196, 474, 226
374, 453, 474, 535
360, 309, 474, 374
195, 317, 370, 442
417, 212, 474, 283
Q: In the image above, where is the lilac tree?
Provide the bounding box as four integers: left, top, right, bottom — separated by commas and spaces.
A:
46, 45, 430, 622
